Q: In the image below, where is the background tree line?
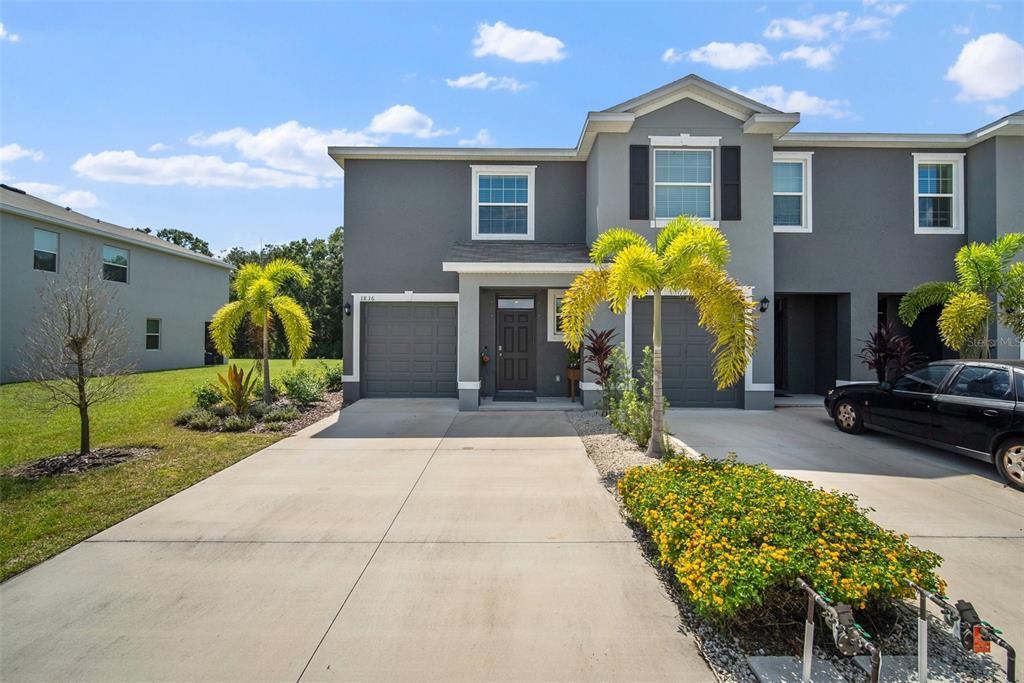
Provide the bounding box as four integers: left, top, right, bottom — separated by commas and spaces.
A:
139, 226, 344, 359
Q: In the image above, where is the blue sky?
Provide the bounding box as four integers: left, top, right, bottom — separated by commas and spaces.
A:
2, 1, 1022, 253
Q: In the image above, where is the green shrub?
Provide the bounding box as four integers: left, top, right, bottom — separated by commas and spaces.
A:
606, 344, 667, 447
209, 403, 232, 418
192, 384, 221, 410
264, 406, 300, 423
281, 368, 325, 405
320, 361, 345, 392
173, 408, 202, 426
264, 421, 286, 431
185, 409, 221, 431
248, 401, 270, 419
222, 414, 256, 432
217, 363, 259, 415
618, 457, 945, 621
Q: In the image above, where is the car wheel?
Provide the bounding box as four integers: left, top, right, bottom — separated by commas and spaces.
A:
995, 440, 1024, 492
833, 400, 865, 434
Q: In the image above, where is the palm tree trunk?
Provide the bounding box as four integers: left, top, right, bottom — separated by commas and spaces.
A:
647, 289, 667, 458
262, 320, 271, 405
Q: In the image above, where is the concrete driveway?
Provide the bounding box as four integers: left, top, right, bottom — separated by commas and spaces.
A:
1, 400, 713, 683
669, 406, 1024, 679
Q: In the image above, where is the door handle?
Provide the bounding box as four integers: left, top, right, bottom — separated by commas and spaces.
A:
983, 409, 999, 417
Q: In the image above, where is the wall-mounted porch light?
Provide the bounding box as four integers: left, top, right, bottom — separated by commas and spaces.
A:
759, 296, 771, 313
343, 302, 352, 317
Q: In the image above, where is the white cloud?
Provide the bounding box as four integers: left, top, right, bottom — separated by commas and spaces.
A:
368, 105, 455, 139
946, 33, 1024, 102
189, 120, 379, 176
445, 72, 528, 92
15, 182, 99, 209
686, 42, 773, 70
147, 142, 171, 152
0, 143, 44, 164
72, 150, 322, 189
662, 47, 685, 64
0, 22, 21, 43
764, 11, 892, 41
984, 103, 1010, 118
472, 21, 566, 63
733, 85, 852, 118
952, 25, 971, 36
863, 0, 908, 17
459, 129, 495, 146
780, 44, 841, 69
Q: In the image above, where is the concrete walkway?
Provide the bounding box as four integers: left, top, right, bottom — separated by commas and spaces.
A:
1, 400, 713, 683
669, 406, 1024, 680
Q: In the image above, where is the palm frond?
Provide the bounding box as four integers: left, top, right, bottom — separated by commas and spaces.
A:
955, 242, 1004, 293
991, 232, 1024, 266
654, 215, 709, 256
589, 228, 649, 265
1000, 261, 1024, 339
660, 223, 731, 275
607, 243, 662, 312
938, 291, 991, 354
232, 263, 264, 298
560, 269, 610, 351
679, 258, 758, 389
264, 258, 312, 288
899, 281, 958, 326
209, 300, 248, 358
270, 295, 313, 363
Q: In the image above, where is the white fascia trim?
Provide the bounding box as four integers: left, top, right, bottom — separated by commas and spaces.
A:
344, 292, 460, 383
471, 165, 536, 241
458, 381, 482, 390
442, 262, 596, 274
744, 112, 800, 138
547, 288, 566, 342
772, 151, 813, 234
912, 153, 965, 235
648, 134, 721, 147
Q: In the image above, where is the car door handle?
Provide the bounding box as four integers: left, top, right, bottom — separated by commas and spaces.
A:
983, 409, 999, 417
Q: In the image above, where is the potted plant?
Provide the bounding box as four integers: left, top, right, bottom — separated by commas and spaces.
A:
566, 349, 581, 401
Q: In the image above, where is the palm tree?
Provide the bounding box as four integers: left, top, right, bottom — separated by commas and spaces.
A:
210, 259, 313, 404
899, 234, 1024, 359
560, 216, 758, 457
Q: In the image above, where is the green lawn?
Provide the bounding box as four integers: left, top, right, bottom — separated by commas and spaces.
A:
0, 358, 342, 581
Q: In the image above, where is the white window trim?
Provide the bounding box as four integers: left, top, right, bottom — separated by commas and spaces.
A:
102, 244, 130, 283
650, 148, 715, 228
648, 134, 721, 148
145, 318, 161, 351
33, 228, 59, 273
470, 165, 536, 241
912, 153, 965, 235
547, 289, 566, 342
341, 292, 460, 384
773, 151, 813, 233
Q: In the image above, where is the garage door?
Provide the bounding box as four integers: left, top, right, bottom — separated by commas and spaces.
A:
631, 298, 741, 408
362, 302, 458, 397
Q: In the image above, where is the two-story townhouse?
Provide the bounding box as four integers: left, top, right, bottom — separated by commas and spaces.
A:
330, 74, 1024, 411
0, 185, 232, 383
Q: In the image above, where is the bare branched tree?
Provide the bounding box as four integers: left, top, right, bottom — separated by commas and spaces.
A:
19, 248, 137, 455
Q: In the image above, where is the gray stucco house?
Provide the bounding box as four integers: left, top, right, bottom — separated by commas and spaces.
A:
0, 184, 232, 383
330, 75, 1024, 411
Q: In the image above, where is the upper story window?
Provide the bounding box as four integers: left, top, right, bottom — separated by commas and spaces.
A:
471, 165, 535, 240
913, 153, 964, 235
653, 149, 713, 224
102, 245, 129, 283
33, 228, 59, 272
773, 151, 813, 233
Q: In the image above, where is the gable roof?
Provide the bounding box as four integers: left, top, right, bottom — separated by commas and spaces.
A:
602, 74, 783, 120
0, 185, 232, 269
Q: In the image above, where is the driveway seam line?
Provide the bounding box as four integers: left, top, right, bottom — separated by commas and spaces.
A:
294, 411, 458, 683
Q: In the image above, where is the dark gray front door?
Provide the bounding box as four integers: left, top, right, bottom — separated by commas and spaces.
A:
496, 297, 535, 393
362, 302, 457, 397
631, 297, 741, 408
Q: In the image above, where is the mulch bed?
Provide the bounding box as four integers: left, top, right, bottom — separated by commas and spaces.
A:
251, 391, 343, 434
3, 447, 160, 480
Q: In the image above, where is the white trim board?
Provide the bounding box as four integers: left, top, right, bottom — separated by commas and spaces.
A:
342, 292, 460, 384
648, 134, 721, 147
442, 262, 596, 274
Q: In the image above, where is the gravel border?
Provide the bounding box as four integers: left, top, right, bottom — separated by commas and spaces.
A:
567, 409, 1004, 683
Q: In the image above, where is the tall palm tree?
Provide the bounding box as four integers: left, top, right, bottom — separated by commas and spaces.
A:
899, 234, 1024, 359
210, 259, 313, 404
560, 216, 758, 457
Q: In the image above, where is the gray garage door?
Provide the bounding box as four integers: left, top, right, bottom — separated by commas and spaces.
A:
631, 297, 741, 408
362, 302, 458, 398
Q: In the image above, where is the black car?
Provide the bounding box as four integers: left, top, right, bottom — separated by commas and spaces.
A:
825, 360, 1024, 491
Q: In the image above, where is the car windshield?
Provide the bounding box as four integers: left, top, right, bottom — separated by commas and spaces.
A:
892, 365, 952, 394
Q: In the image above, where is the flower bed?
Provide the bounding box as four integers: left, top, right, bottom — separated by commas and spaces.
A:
618, 455, 945, 621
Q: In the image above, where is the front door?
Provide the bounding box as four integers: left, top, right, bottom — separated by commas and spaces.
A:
496, 297, 535, 393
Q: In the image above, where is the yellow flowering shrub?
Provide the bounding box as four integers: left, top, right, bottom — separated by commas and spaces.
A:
619, 457, 944, 620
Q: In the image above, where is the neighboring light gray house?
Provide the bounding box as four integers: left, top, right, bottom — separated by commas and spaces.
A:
0, 185, 232, 383
330, 75, 1024, 411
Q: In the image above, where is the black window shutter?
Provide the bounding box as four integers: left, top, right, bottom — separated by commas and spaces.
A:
720, 146, 741, 221
629, 145, 650, 221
